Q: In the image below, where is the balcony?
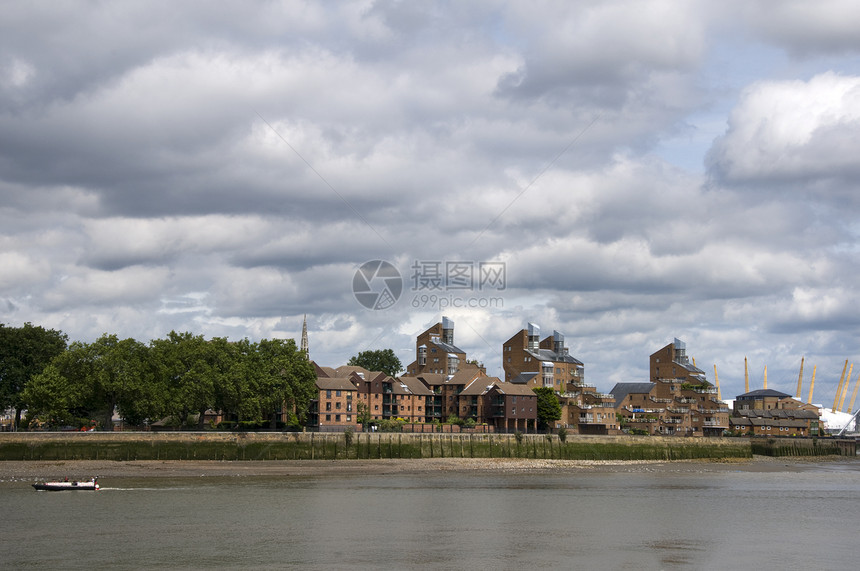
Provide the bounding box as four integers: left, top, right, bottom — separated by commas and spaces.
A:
662, 418, 683, 424
703, 420, 727, 427
689, 387, 718, 394
650, 397, 673, 404
667, 407, 690, 414
625, 406, 663, 414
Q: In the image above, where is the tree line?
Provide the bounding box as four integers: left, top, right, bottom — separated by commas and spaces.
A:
0, 323, 315, 431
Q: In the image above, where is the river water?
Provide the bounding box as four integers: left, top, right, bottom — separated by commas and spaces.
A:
3, 461, 858, 569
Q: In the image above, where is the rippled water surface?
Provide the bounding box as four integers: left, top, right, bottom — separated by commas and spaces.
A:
3, 461, 858, 569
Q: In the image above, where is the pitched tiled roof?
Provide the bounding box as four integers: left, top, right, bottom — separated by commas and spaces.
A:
526, 348, 583, 366
736, 389, 792, 399
418, 373, 448, 386
460, 377, 500, 396
315, 377, 358, 391
334, 365, 374, 378
446, 366, 484, 386
491, 382, 538, 396
398, 376, 434, 396
610, 383, 656, 407
737, 408, 818, 420
510, 372, 539, 384
430, 340, 465, 355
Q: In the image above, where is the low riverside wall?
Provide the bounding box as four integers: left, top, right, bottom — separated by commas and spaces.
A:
0, 432, 852, 461
0, 432, 759, 462
750, 436, 856, 457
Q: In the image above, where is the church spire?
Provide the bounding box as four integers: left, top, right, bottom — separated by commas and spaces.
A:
300, 314, 309, 358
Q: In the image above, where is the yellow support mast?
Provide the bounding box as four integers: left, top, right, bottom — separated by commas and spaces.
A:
833, 360, 848, 412
848, 372, 860, 414
744, 357, 749, 393
808, 365, 816, 404
839, 364, 853, 412
796, 357, 804, 399
714, 364, 722, 400
763, 365, 768, 390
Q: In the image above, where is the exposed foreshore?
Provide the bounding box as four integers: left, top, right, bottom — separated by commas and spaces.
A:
0, 455, 852, 483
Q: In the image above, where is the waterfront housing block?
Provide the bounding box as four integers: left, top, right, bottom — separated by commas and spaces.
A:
308, 317, 537, 432
503, 323, 617, 434
730, 388, 820, 436
612, 338, 730, 436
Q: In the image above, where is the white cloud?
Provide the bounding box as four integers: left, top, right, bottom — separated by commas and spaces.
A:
707, 73, 860, 190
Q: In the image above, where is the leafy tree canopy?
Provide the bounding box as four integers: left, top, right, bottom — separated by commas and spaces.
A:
347, 348, 402, 377
0, 322, 68, 429
533, 386, 562, 431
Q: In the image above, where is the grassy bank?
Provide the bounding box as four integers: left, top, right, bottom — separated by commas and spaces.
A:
0, 432, 758, 462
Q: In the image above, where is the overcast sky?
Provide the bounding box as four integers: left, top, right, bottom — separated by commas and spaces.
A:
3, 1, 860, 405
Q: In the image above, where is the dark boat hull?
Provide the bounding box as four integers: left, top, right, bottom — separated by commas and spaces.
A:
32, 480, 99, 491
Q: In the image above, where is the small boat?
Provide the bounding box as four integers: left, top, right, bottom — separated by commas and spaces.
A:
32, 478, 99, 491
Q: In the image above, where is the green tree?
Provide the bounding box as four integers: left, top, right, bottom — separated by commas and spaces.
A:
151, 331, 223, 429
356, 400, 372, 431
247, 338, 315, 428
87, 335, 155, 430
212, 337, 248, 426
22, 364, 88, 428
24, 334, 157, 430
533, 386, 562, 431
347, 349, 402, 377
0, 322, 68, 429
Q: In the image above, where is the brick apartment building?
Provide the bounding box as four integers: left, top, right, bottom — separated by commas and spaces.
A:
307, 374, 360, 432
612, 338, 730, 436
730, 388, 821, 436
503, 323, 617, 434
404, 316, 466, 377
308, 317, 538, 431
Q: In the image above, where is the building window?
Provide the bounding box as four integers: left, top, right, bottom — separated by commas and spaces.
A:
418, 406, 422, 411
336, 390, 341, 397
346, 415, 351, 422
326, 415, 331, 421
326, 390, 332, 398
336, 402, 341, 409
336, 415, 341, 422
326, 403, 331, 411
374, 405, 379, 410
